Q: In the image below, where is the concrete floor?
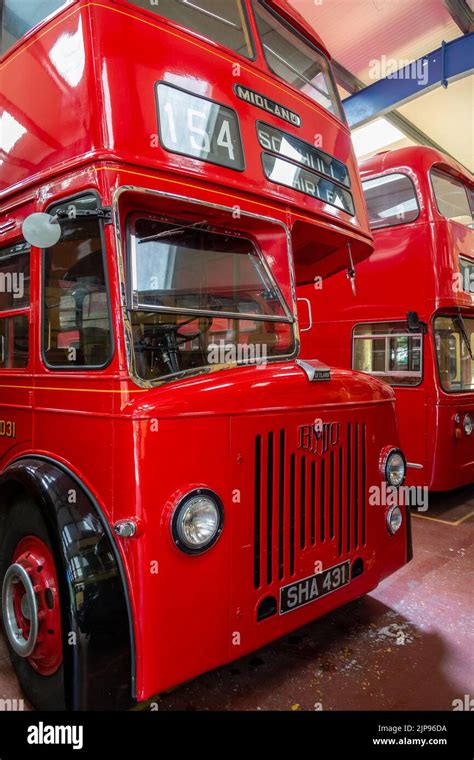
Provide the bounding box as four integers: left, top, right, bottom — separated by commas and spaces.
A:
1, 486, 473, 712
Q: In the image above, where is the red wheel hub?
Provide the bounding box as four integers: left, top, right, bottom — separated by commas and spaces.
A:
10, 536, 62, 676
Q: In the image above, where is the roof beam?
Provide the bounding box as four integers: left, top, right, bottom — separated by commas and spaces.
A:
342, 33, 474, 128
332, 61, 454, 156
383, 111, 454, 156
443, 0, 474, 34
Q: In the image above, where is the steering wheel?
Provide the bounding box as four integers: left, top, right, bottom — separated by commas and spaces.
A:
138, 315, 212, 345
136, 315, 212, 375
175, 315, 212, 344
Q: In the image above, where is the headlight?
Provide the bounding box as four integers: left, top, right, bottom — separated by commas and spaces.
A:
382, 448, 407, 487
463, 413, 473, 436
386, 506, 403, 535
171, 489, 223, 554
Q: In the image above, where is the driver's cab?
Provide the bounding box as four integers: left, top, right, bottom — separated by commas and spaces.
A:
118, 191, 297, 386
40, 191, 297, 385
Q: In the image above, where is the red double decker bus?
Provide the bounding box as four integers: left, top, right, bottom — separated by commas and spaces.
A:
302, 146, 474, 492
0, 0, 411, 710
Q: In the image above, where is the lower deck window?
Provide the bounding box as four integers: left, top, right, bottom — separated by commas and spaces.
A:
0, 314, 29, 369
353, 322, 423, 386
0, 241, 30, 369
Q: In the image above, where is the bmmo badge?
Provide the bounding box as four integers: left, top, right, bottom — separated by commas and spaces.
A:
298, 422, 340, 456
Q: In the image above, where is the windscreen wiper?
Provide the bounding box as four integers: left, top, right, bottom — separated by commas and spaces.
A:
346, 242, 356, 296
138, 220, 209, 244
454, 314, 473, 360
54, 206, 112, 223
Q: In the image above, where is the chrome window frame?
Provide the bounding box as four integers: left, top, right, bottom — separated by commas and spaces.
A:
127, 214, 291, 323
252, 0, 345, 122
433, 313, 474, 395
41, 191, 115, 372
112, 186, 299, 388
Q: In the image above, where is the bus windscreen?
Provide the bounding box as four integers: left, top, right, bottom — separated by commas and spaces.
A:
434, 315, 474, 392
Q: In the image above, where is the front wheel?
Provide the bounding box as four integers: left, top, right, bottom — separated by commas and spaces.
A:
0, 498, 65, 710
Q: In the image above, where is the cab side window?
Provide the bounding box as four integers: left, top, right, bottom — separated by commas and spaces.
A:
0, 242, 30, 369
42, 196, 112, 368
1, 0, 67, 55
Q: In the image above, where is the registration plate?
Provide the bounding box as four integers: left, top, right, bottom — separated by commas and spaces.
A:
279, 560, 351, 615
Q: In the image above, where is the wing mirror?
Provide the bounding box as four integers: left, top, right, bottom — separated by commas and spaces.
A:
22, 212, 62, 248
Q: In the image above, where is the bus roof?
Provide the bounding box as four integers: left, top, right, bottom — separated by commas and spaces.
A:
359, 146, 473, 185
266, 0, 331, 58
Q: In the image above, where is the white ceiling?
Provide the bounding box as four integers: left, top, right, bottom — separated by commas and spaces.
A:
289, 0, 474, 171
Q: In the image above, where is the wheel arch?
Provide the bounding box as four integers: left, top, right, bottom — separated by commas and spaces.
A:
0, 456, 135, 710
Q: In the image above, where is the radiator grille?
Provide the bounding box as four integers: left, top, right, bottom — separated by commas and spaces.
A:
254, 423, 367, 589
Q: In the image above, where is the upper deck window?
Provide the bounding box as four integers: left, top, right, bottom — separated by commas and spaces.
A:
362, 173, 419, 230
0, 0, 67, 55
430, 170, 474, 227
252, 1, 343, 120
126, 0, 254, 59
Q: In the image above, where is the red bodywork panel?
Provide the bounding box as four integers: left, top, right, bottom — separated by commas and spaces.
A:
0, 1, 371, 266
0, 1, 410, 703
300, 147, 474, 491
